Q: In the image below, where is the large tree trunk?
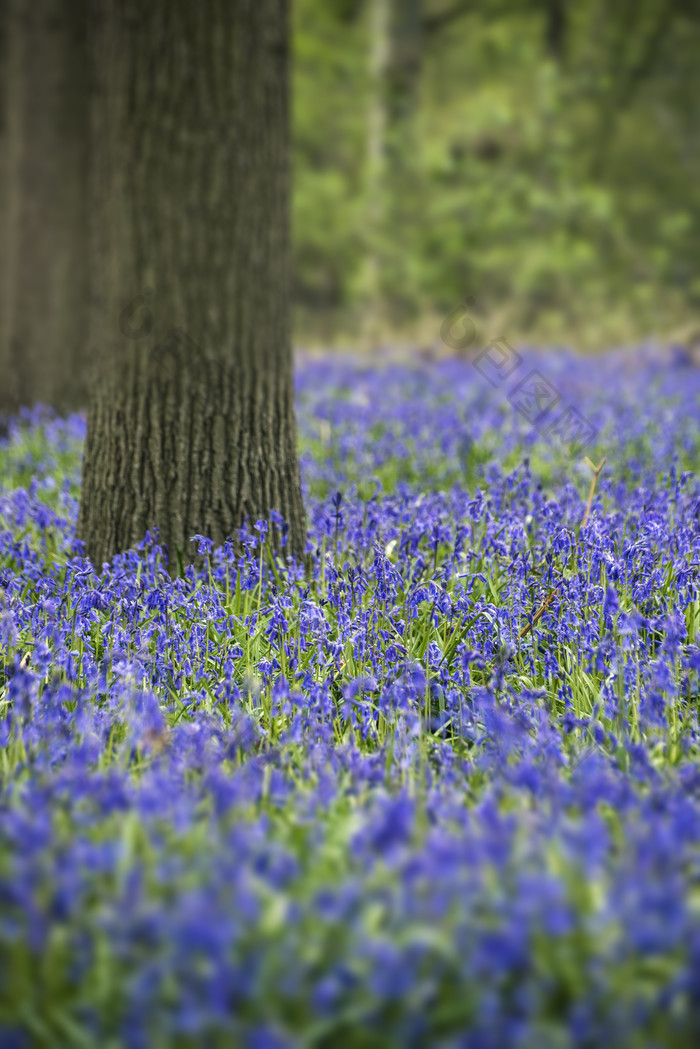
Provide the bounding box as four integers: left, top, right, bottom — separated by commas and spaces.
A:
77, 0, 306, 571
0, 0, 90, 423
0, 3, 7, 418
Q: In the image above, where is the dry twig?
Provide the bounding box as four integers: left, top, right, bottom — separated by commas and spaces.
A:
581, 456, 606, 529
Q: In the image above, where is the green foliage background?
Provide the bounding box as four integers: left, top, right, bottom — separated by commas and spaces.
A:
292, 0, 700, 349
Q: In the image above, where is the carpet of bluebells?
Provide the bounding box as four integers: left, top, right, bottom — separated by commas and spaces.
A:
1, 345, 700, 1048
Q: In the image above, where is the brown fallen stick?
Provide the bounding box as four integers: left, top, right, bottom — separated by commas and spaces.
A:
518, 585, 561, 640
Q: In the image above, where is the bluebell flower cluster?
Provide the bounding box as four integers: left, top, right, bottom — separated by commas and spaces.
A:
0, 345, 700, 1046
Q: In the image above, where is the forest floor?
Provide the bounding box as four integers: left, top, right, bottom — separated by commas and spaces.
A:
1, 346, 700, 1047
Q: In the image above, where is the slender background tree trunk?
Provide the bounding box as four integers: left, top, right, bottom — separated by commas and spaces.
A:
362, 0, 422, 341
544, 0, 567, 61
384, 0, 422, 318
0, 0, 90, 421
78, 0, 306, 571
362, 0, 390, 344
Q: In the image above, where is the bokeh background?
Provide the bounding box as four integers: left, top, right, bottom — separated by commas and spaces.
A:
291, 0, 700, 351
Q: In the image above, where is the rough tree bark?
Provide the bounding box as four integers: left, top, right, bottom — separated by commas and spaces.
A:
0, 3, 7, 410
77, 0, 306, 571
0, 0, 90, 422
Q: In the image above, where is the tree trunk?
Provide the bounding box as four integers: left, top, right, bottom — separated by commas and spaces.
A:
384, 0, 422, 319
77, 0, 306, 571
0, 0, 90, 423
362, 0, 422, 341
0, 2, 7, 424
384, 0, 422, 178
362, 0, 390, 344
544, 0, 567, 62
